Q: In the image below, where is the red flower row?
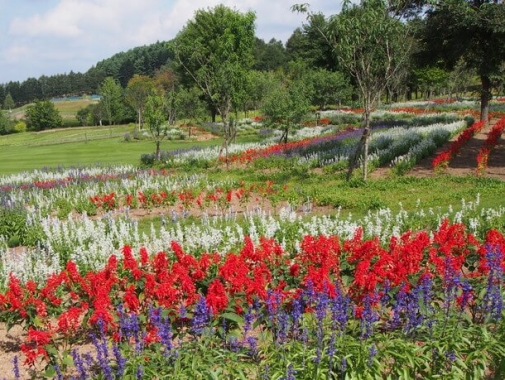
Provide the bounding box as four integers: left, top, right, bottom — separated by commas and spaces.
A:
476, 117, 505, 174
89, 181, 281, 212
432, 120, 486, 170
1, 221, 503, 367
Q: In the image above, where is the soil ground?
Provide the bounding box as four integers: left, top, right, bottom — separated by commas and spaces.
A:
1, 119, 504, 378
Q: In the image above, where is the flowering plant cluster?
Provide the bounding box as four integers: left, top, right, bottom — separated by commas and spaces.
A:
476, 116, 505, 175
1, 220, 504, 377
432, 119, 486, 170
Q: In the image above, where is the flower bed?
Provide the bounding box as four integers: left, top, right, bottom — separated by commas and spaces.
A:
432, 120, 486, 170
1, 220, 504, 378
477, 117, 505, 175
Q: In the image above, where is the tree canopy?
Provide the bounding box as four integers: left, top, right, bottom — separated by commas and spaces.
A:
171, 5, 256, 164
25, 100, 63, 131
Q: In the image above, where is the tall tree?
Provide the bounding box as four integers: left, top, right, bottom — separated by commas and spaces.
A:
295, 0, 411, 180
125, 75, 155, 130
171, 5, 256, 166
3, 93, 15, 111
175, 86, 208, 137
99, 77, 123, 126
25, 100, 63, 131
309, 68, 352, 110
144, 93, 168, 161
261, 73, 312, 143
416, 0, 505, 122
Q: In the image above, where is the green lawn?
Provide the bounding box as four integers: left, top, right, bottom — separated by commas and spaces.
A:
0, 126, 221, 175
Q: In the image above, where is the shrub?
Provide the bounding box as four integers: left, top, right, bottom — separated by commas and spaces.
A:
13, 121, 27, 133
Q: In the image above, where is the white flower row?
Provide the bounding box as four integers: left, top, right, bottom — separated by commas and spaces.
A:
2, 193, 502, 284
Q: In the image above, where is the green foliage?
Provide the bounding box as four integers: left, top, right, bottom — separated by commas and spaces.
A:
144, 94, 168, 160
0, 206, 43, 247
99, 77, 124, 126
25, 100, 63, 131
13, 121, 27, 133
171, 4, 256, 153
2, 93, 15, 110
0, 110, 13, 135
261, 72, 312, 143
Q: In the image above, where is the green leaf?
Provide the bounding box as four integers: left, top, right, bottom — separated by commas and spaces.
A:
220, 312, 244, 325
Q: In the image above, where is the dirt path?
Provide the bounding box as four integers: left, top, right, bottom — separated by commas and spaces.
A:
405, 118, 505, 180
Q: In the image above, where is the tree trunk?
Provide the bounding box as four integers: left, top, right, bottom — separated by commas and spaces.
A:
480, 75, 492, 125
138, 108, 142, 131
155, 141, 161, 161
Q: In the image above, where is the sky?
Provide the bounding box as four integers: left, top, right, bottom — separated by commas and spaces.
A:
0, 0, 342, 84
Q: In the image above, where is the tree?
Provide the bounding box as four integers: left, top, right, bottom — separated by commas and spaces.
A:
144, 93, 168, 161
175, 86, 207, 138
285, 13, 338, 70
125, 75, 155, 130
25, 100, 63, 131
253, 38, 287, 71
0, 110, 12, 135
3, 93, 15, 111
261, 73, 312, 143
416, 0, 505, 122
309, 68, 352, 110
295, 0, 411, 180
99, 77, 123, 126
171, 5, 256, 166
413, 67, 449, 99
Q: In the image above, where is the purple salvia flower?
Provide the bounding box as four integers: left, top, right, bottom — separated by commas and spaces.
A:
192, 295, 210, 335
360, 292, 379, 339
136, 364, 143, 380
247, 336, 258, 356
112, 341, 126, 377
54, 364, 63, 380
330, 285, 350, 331
368, 343, 377, 367
341, 357, 347, 373
12, 356, 20, 380
283, 363, 296, 380
243, 305, 254, 338
277, 310, 289, 345
71, 349, 87, 380
482, 245, 504, 320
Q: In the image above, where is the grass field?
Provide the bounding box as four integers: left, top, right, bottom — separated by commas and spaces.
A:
0, 125, 221, 175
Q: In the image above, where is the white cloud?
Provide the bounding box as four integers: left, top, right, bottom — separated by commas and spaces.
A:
1, 0, 345, 83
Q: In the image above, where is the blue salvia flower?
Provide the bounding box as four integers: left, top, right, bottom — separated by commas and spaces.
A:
282, 363, 296, 380
327, 332, 337, 373
243, 305, 255, 338
112, 341, 126, 377
70, 348, 87, 380
443, 258, 462, 311
314, 290, 329, 364
360, 292, 379, 339
418, 275, 435, 330
391, 283, 408, 329
262, 364, 270, 380
291, 297, 303, 337
341, 357, 347, 373
136, 364, 143, 380
54, 364, 63, 380
247, 336, 258, 356
330, 285, 350, 332
482, 245, 504, 320
12, 356, 20, 380
192, 295, 211, 335
404, 287, 423, 334
90, 329, 113, 380
381, 279, 391, 306
277, 310, 290, 345
459, 280, 473, 311
368, 343, 378, 367
149, 307, 173, 354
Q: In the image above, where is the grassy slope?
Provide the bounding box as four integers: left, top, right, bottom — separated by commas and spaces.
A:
0, 126, 220, 175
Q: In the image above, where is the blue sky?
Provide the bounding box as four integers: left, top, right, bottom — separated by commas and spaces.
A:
0, 0, 342, 84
